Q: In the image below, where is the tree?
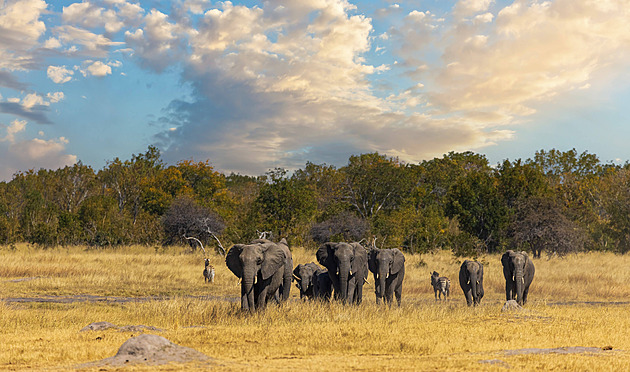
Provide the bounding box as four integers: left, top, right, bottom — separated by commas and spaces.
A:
510, 196, 585, 258
310, 211, 369, 244
445, 170, 509, 252
255, 168, 317, 243
341, 153, 415, 219
162, 196, 225, 253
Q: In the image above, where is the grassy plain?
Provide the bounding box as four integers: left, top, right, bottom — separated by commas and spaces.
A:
1, 244, 629, 371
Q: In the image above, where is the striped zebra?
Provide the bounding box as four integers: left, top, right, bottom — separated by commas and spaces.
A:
431, 271, 450, 300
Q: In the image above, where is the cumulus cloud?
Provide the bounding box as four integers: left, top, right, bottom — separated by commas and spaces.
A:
47, 65, 74, 83
0, 120, 76, 180
426, 0, 630, 121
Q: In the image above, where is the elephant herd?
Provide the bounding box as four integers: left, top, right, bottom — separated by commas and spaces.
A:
225, 238, 535, 311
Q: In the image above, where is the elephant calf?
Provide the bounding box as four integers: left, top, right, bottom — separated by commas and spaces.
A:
293, 262, 332, 300
459, 260, 484, 306
430, 271, 450, 300
368, 248, 405, 306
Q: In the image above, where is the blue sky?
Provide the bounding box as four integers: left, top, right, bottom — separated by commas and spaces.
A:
1, 0, 629, 180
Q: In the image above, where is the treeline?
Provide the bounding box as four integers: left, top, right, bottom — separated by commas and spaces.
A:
1, 146, 630, 256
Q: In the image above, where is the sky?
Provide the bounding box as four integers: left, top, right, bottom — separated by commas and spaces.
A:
1, 0, 630, 180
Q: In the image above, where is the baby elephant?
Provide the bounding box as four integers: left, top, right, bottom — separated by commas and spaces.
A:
368, 248, 405, 306
459, 260, 484, 306
203, 258, 215, 283
293, 263, 332, 300
430, 271, 450, 300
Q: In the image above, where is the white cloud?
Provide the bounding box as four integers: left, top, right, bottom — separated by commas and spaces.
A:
86, 61, 112, 77
454, 0, 495, 19
47, 65, 74, 84
62, 1, 124, 33
0, 121, 76, 180
21, 93, 47, 109
47, 92, 65, 103
1, 119, 27, 143
0, 0, 47, 71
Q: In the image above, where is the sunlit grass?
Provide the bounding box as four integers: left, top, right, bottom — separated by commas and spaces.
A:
0, 244, 629, 370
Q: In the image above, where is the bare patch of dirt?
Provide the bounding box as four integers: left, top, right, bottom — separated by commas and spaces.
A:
502, 346, 611, 355
80, 322, 163, 333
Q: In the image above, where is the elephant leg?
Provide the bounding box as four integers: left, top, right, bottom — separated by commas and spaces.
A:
522, 287, 530, 305
464, 287, 473, 306
505, 281, 513, 301
395, 282, 402, 307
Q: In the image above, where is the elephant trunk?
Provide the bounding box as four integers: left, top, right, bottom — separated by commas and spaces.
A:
515, 269, 524, 305
338, 263, 350, 303
469, 269, 478, 306
241, 274, 256, 311
377, 266, 388, 304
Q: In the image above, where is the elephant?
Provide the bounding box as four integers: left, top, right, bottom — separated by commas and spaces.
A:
293, 262, 332, 300
250, 238, 293, 303
368, 248, 405, 306
501, 250, 535, 305
225, 240, 288, 311
459, 260, 484, 306
316, 242, 368, 304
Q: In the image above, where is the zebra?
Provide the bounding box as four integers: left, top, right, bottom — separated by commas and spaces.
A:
431, 271, 450, 300
203, 258, 215, 283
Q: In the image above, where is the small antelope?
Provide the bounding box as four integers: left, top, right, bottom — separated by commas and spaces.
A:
431, 271, 450, 300
203, 258, 215, 283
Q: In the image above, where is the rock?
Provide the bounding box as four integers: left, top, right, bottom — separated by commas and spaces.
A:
501, 300, 522, 311
80, 321, 118, 332
78, 334, 212, 367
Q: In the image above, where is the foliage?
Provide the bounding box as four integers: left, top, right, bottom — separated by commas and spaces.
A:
161, 196, 225, 250
310, 211, 369, 244
2, 147, 630, 254
510, 196, 585, 258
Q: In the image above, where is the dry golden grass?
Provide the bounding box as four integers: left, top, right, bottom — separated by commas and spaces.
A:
0, 244, 629, 371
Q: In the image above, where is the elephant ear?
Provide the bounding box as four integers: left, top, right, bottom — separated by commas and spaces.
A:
501, 250, 513, 268
367, 248, 378, 274
226, 244, 244, 278
293, 264, 302, 281
350, 243, 368, 278
316, 243, 335, 268
261, 244, 286, 280
391, 248, 405, 274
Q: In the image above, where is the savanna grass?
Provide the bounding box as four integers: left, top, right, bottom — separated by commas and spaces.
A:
0, 244, 629, 371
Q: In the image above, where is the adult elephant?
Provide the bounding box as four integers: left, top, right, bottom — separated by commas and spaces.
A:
501, 250, 535, 305
368, 248, 405, 306
252, 238, 293, 302
458, 260, 484, 306
316, 242, 368, 304
226, 240, 287, 311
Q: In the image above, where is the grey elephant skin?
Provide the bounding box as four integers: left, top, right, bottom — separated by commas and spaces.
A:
316, 242, 368, 304
225, 239, 290, 311
368, 248, 405, 306
459, 260, 484, 306
501, 250, 535, 305
293, 262, 332, 301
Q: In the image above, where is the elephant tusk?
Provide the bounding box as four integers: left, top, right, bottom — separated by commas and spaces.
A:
293, 274, 301, 281
237, 278, 241, 286
349, 270, 353, 276
512, 276, 515, 282
522, 277, 525, 284
364, 278, 370, 285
